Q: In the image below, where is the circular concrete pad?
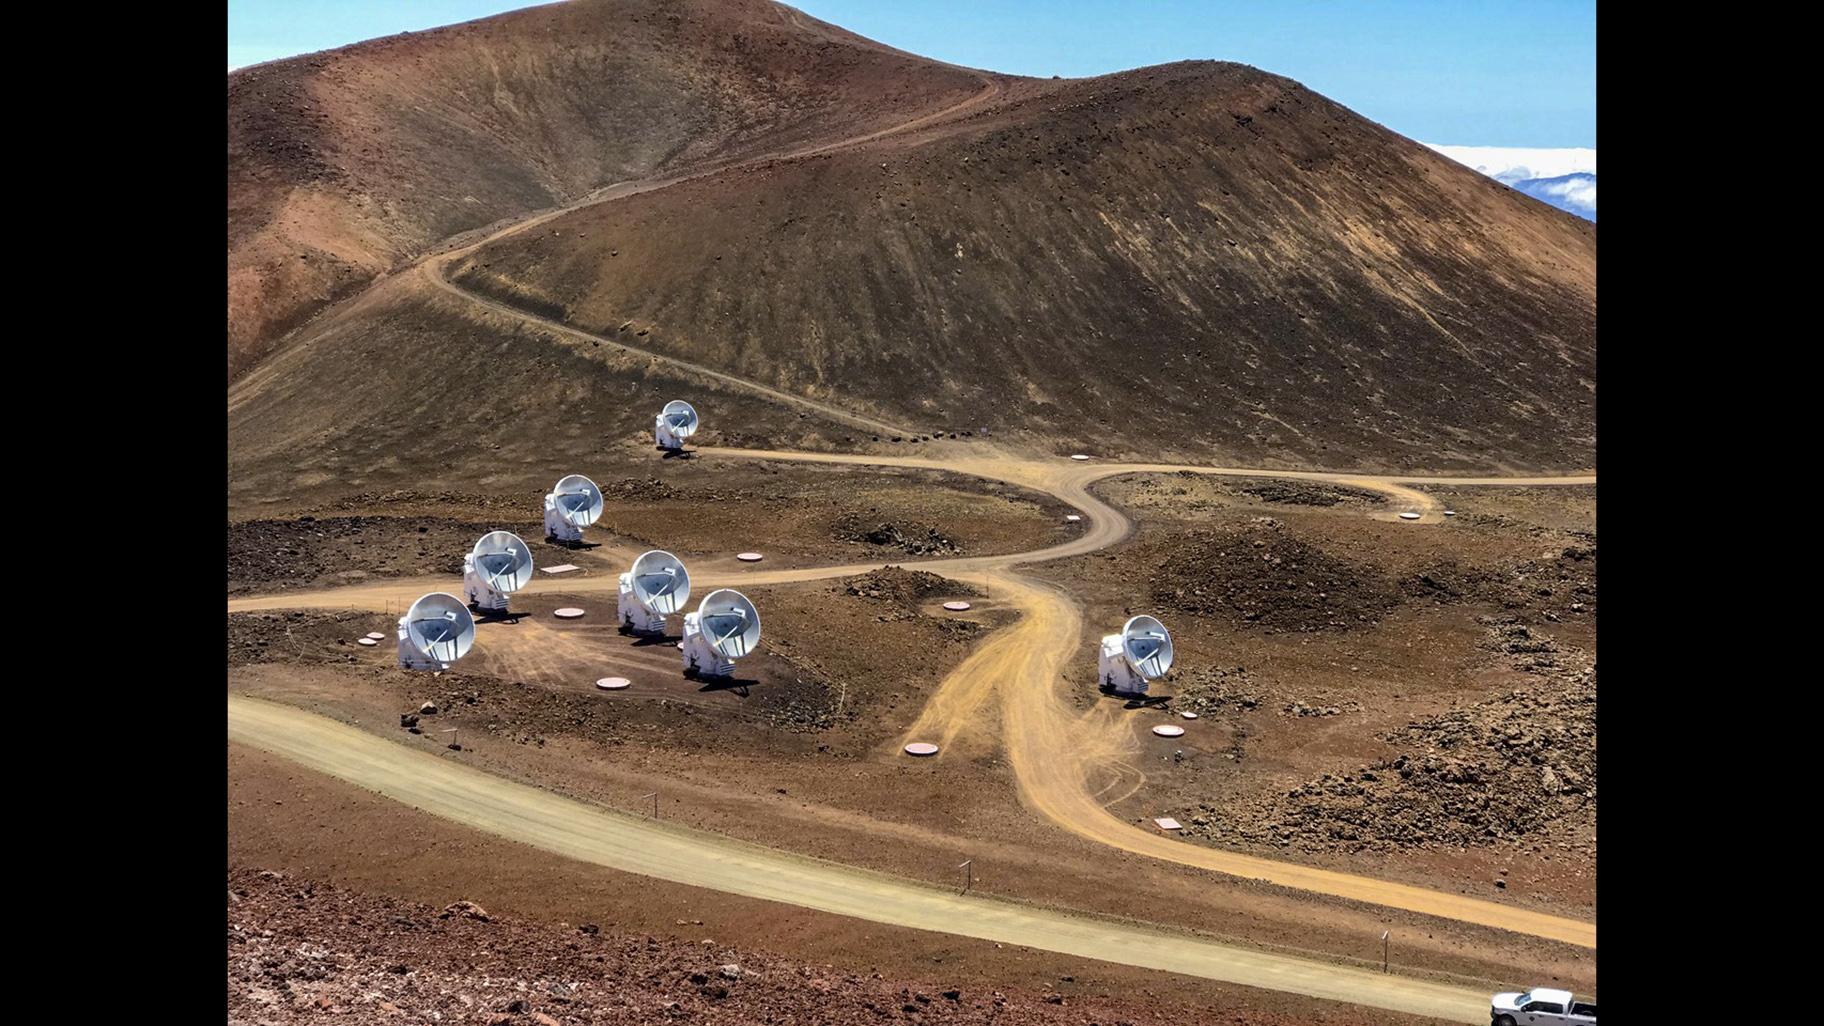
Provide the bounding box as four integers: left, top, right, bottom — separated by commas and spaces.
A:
357, 638, 378, 647
596, 677, 631, 690
1070, 454, 1092, 461
736, 552, 764, 562
1152, 724, 1186, 738
1444, 510, 1457, 517
943, 601, 972, 611
1180, 711, 1199, 720
554, 607, 587, 619
904, 742, 940, 757
1399, 511, 1422, 521
365, 632, 386, 640
1065, 514, 1082, 522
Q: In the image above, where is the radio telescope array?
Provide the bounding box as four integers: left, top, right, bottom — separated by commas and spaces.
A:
463, 531, 534, 613
1098, 615, 1174, 697
655, 399, 700, 452
544, 474, 603, 545
397, 592, 477, 671
619, 549, 692, 634
682, 588, 762, 678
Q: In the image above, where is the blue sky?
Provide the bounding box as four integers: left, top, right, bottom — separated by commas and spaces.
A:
227, 0, 1594, 148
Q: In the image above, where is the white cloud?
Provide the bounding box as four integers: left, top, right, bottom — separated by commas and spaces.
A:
1532, 176, 1595, 210
1422, 144, 1596, 182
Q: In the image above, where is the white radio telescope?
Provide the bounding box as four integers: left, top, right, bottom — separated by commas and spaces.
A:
681, 588, 761, 678
397, 592, 476, 671
463, 531, 533, 613
655, 400, 699, 451
543, 474, 603, 544
618, 549, 692, 634
1099, 615, 1174, 697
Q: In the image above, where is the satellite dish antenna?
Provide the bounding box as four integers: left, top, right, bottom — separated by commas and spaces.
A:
618, 549, 692, 634
1097, 614, 1173, 697
655, 400, 699, 451
397, 592, 476, 671
681, 588, 761, 678
463, 531, 533, 613
543, 474, 603, 545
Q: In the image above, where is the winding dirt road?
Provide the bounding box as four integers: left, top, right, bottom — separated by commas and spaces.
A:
229, 63, 1596, 1018
227, 445, 1596, 952
229, 693, 1493, 1023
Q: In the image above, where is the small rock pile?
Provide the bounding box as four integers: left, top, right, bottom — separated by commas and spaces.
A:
831, 513, 961, 556
1149, 519, 1401, 632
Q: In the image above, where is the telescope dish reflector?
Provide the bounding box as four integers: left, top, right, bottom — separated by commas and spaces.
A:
661, 400, 700, 439
1120, 615, 1174, 680
696, 589, 761, 660
470, 531, 534, 593
552, 474, 604, 528
404, 593, 475, 664
630, 550, 692, 614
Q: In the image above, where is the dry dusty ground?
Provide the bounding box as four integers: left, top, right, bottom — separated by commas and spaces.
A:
1038, 476, 1595, 914
228, 471, 1594, 1011
228, 760, 1438, 1026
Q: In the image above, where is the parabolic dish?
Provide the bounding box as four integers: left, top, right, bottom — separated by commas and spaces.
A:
596, 677, 631, 690
1399, 511, 1422, 521
1152, 724, 1186, 738
554, 607, 587, 619
404, 593, 475, 664
630, 550, 691, 614
357, 638, 378, 647
904, 742, 940, 757
942, 601, 972, 611
552, 474, 604, 528
696, 589, 761, 659
736, 552, 764, 562
661, 399, 700, 439
471, 530, 534, 593
1121, 615, 1174, 679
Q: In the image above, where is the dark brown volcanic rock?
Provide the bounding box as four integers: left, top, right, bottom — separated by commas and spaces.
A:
227, 0, 988, 380
454, 60, 1594, 470
226, 868, 1354, 1025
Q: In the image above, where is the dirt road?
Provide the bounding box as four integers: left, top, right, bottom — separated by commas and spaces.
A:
229, 694, 1493, 1024
226, 446, 1596, 951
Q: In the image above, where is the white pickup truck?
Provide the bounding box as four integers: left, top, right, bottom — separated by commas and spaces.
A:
1491, 987, 1596, 1025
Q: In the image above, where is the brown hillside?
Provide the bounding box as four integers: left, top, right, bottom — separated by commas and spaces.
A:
451, 60, 1594, 469
227, 0, 989, 380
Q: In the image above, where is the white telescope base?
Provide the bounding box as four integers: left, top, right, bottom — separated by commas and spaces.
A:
655, 417, 686, 451
397, 621, 452, 672
1099, 634, 1149, 696
544, 500, 584, 543
463, 558, 512, 613
618, 574, 670, 634
681, 611, 736, 677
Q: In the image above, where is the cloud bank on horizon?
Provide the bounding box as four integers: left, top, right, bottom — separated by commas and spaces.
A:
1424, 144, 1596, 221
